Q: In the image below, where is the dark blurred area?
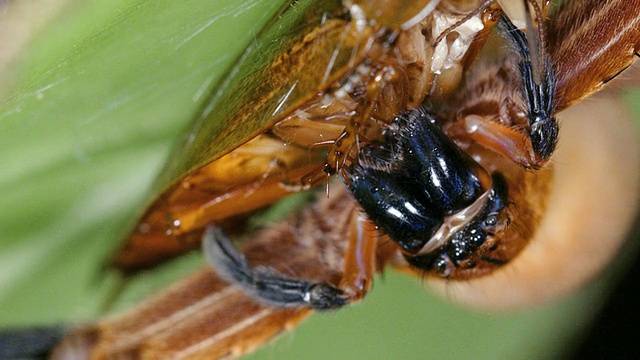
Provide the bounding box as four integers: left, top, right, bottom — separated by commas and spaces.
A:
0, 326, 65, 359
570, 218, 640, 359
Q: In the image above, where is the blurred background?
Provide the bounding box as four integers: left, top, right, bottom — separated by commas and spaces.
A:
0, 1, 638, 358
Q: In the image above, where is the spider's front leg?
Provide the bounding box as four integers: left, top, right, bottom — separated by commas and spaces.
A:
203, 207, 381, 310
204, 227, 348, 310
448, 0, 640, 171
448, 12, 559, 170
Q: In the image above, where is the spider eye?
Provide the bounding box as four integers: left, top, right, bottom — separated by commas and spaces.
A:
484, 214, 498, 227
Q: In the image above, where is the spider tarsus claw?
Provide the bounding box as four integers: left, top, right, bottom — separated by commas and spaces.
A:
306, 284, 350, 311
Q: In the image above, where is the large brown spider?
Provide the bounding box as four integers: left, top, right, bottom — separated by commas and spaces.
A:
4, 0, 638, 358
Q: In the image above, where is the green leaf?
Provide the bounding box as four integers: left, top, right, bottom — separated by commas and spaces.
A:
0, 0, 286, 324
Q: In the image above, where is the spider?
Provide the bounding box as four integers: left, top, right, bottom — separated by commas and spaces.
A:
6, 0, 638, 358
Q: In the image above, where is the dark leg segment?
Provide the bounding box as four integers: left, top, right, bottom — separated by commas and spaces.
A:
203, 226, 348, 311
498, 13, 558, 161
